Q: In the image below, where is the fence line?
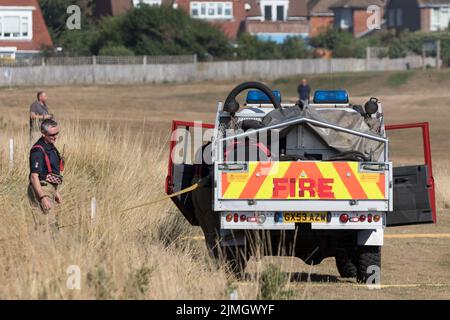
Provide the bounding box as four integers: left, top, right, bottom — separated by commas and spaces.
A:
0, 55, 439, 87
0, 55, 197, 68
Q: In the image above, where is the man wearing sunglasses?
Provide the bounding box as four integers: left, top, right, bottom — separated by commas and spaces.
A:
28, 119, 63, 233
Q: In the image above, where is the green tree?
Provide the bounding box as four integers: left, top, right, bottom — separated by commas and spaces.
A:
280, 37, 311, 59
39, 0, 96, 39
94, 5, 231, 59
236, 34, 282, 60
98, 45, 134, 56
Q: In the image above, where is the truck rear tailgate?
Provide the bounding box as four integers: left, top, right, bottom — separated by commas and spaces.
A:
214, 161, 391, 212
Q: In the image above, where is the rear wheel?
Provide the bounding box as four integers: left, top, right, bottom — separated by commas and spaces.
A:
356, 246, 381, 283
335, 248, 357, 278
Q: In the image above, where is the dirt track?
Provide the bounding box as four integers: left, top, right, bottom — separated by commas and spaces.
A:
1, 69, 449, 299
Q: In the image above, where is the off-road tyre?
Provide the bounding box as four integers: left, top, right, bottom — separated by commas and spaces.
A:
356, 246, 381, 283
335, 248, 358, 278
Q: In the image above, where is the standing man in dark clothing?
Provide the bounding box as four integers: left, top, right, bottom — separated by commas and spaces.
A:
297, 78, 311, 106
30, 91, 53, 146
28, 119, 63, 233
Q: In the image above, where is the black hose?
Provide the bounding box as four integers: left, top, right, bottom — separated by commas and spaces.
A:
223, 81, 281, 114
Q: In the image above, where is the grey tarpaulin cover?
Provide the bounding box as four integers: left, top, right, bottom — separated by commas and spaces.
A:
262, 106, 384, 161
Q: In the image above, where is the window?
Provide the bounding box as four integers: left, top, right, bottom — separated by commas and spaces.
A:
3, 16, 20, 37
191, 3, 199, 16
276, 5, 284, 21
339, 9, 352, 29
259, 0, 288, 21
264, 6, 272, 21
0, 10, 32, 40
22, 17, 29, 37
224, 3, 232, 16
439, 7, 450, 30
208, 3, 215, 16
431, 8, 440, 31
133, 0, 162, 6
190, 2, 233, 19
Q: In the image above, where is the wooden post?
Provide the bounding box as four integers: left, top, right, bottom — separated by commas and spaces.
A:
9, 138, 13, 171
366, 47, 371, 71
422, 44, 426, 70
90, 197, 97, 222
436, 40, 441, 70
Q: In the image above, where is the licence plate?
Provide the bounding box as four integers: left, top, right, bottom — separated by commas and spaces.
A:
283, 212, 327, 223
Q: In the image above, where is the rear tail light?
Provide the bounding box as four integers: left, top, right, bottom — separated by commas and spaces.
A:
247, 217, 257, 222
257, 214, 266, 224
368, 214, 373, 223
240, 215, 246, 222
350, 217, 359, 222
226, 214, 232, 222
234, 214, 238, 223
339, 214, 349, 223
373, 215, 381, 222
359, 215, 366, 222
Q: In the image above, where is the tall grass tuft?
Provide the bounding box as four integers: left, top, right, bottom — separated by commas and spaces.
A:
0, 120, 227, 299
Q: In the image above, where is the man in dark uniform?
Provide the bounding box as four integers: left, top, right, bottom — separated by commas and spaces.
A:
28, 119, 63, 233
30, 91, 53, 146
297, 78, 311, 106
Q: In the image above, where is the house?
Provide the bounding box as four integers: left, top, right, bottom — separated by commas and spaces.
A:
0, 0, 53, 58
330, 0, 386, 37
95, 0, 244, 38
176, 0, 247, 39
386, 0, 450, 32
308, 0, 336, 37
244, 0, 310, 42
95, 0, 176, 17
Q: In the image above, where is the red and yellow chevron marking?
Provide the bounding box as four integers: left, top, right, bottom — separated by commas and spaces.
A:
220, 161, 386, 200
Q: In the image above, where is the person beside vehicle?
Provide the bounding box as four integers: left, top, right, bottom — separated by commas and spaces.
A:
297, 78, 311, 106
28, 119, 64, 233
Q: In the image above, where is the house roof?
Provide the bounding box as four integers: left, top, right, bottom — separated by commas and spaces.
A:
308, 0, 338, 15
288, 0, 308, 17
330, 0, 386, 9
417, 0, 450, 6
0, 0, 53, 51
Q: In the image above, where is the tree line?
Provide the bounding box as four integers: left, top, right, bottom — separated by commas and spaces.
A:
39, 0, 450, 65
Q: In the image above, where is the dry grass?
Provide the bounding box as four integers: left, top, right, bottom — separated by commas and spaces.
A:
1, 69, 450, 299
0, 120, 228, 299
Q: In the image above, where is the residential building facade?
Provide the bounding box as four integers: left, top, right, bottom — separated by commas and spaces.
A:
386, 0, 450, 32
244, 0, 309, 42
176, 0, 246, 38
330, 0, 386, 37
0, 0, 53, 58
308, 0, 336, 36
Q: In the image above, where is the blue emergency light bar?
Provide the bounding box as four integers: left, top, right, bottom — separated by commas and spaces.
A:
313, 90, 349, 104
246, 90, 282, 104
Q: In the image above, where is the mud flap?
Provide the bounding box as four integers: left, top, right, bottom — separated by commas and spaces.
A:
387, 165, 433, 226
357, 229, 384, 246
